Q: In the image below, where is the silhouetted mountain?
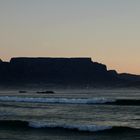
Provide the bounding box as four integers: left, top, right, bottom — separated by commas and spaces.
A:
119, 73, 140, 81
0, 57, 139, 88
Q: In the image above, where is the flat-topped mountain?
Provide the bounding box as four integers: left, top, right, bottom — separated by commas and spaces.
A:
0, 57, 139, 87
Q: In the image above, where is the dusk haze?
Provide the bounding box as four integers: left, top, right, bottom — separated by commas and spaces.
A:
0, 1, 140, 140
0, 0, 140, 74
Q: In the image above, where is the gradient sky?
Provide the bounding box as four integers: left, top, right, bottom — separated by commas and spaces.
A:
0, 0, 140, 74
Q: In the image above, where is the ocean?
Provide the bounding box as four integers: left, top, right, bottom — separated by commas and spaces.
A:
0, 88, 140, 140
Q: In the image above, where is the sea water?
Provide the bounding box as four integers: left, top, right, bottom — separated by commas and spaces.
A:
0, 89, 140, 140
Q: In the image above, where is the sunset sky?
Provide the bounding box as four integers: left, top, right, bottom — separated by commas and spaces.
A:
0, 0, 140, 74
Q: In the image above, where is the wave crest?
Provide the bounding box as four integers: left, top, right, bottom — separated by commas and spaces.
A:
0, 120, 139, 132
0, 96, 140, 105
0, 96, 115, 104
29, 121, 112, 132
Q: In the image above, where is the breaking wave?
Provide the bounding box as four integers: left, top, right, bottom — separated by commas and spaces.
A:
0, 120, 139, 133
0, 96, 115, 104
29, 121, 112, 132
0, 96, 140, 105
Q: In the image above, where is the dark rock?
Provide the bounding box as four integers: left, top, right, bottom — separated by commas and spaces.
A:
36, 91, 55, 94
19, 91, 27, 93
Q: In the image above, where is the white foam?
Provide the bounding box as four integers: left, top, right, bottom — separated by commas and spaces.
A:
29, 121, 112, 132
0, 96, 115, 104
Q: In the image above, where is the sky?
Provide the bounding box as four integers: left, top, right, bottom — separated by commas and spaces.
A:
0, 0, 140, 74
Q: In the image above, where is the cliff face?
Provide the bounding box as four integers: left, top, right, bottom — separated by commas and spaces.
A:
0, 57, 118, 85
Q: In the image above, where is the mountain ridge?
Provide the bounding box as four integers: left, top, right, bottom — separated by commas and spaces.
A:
0, 57, 139, 88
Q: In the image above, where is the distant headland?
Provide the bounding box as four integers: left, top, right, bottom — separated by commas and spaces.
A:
0, 57, 140, 88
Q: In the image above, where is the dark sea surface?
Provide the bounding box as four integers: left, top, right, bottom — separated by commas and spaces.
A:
0, 89, 140, 140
